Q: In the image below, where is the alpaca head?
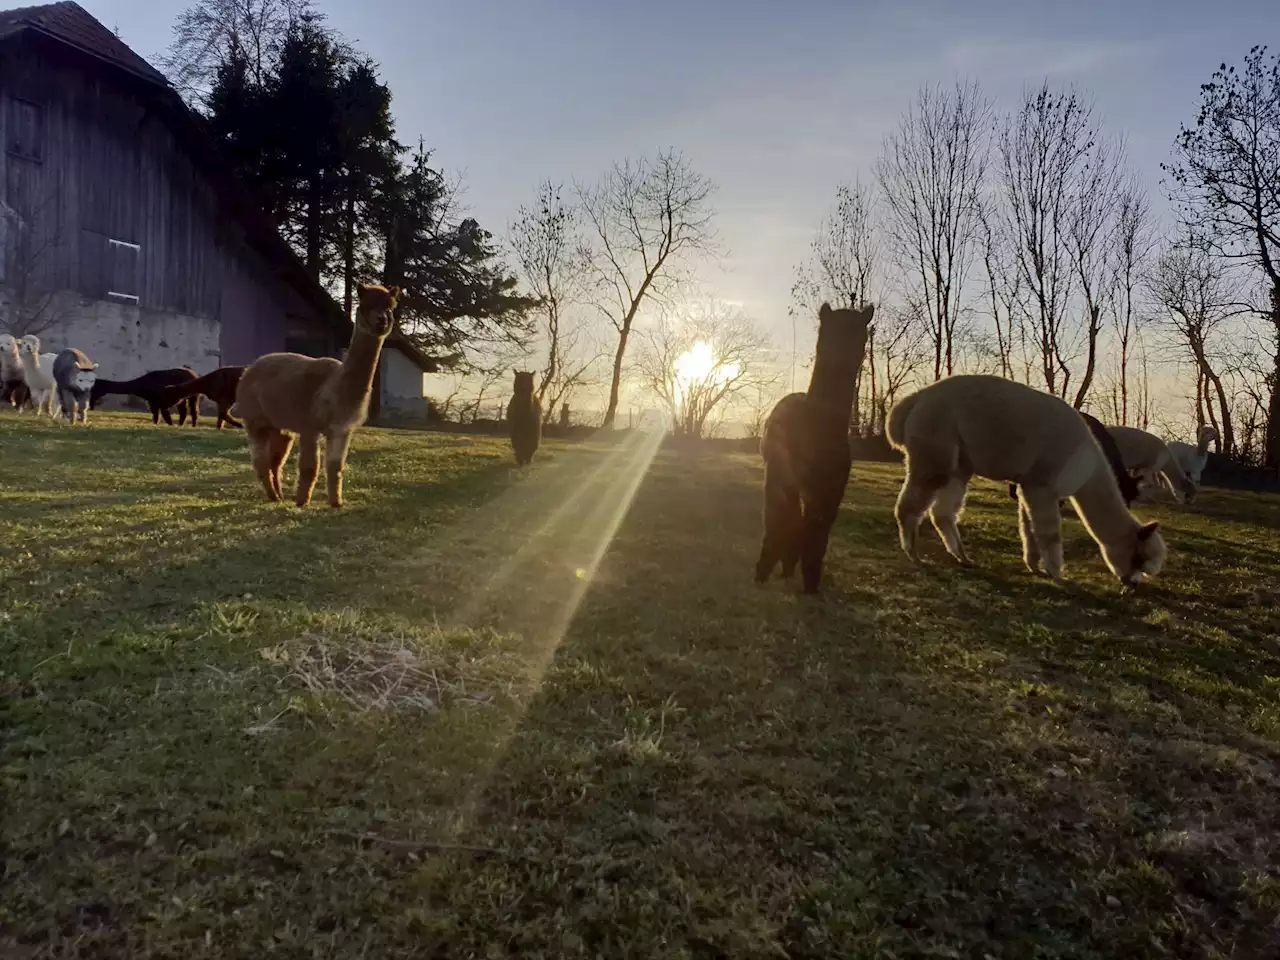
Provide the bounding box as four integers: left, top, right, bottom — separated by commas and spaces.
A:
68, 366, 97, 393
0, 333, 15, 361
512, 370, 536, 395
18, 334, 39, 358
812, 302, 874, 386
1101, 520, 1166, 587
355, 284, 400, 338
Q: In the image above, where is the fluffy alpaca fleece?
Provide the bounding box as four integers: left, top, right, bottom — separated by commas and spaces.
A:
52, 349, 98, 423
507, 371, 542, 465
1, 334, 27, 408
754, 302, 874, 594
232, 284, 400, 507
1107, 425, 1198, 503
886, 375, 1166, 587
93, 368, 202, 426
155, 366, 246, 429
18, 337, 59, 416
1006, 410, 1141, 507
1167, 425, 1218, 486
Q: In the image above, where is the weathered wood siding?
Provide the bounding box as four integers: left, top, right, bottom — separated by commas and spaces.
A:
0, 36, 335, 371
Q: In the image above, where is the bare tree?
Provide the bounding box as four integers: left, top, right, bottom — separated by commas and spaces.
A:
1110, 185, 1156, 424
976, 198, 1023, 379
0, 189, 68, 339
1147, 237, 1241, 454
864, 301, 929, 434
635, 302, 778, 439
999, 84, 1098, 399
509, 180, 598, 415
1067, 137, 1127, 409
577, 151, 717, 429
876, 80, 990, 381
157, 0, 313, 104
791, 180, 879, 424
1166, 45, 1280, 466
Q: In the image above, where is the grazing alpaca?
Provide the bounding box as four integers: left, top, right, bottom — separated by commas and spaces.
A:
232, 283, 399, 507
1168, 425, 1218, 487
886, 375, 1166, 587
754, 302, 874, 594
1107, 425, 1198, 504
17, 337, 58, 416
155, 366, 245, 429
91, 368, 201, 425
1007, 410, 1141, 507
507, 370, 542, 465
52, 349, 98, 423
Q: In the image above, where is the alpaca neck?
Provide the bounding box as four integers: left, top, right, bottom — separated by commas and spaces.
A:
805, 359, 857, 423
334, 325, 386, 407
1196, 433, 1211, 457
1071, 464, 1138, 549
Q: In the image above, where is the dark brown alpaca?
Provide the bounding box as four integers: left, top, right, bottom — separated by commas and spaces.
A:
156, 366, 246, 429
754, 302, 874, 594
507, 370, 542, 465
232, 284, 399, 508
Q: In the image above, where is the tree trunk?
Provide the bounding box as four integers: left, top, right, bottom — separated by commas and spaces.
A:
342, 188, 355, 320
306, 174, 323, 281
602, 324, 631, 429
1267, 348, 1280, 472
1205, 366, 1234, 456
1119, 337, 1129, 425
1072, 306, 1100, 410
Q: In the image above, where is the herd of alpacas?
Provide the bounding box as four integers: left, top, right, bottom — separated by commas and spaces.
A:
3, 288, 1222, 592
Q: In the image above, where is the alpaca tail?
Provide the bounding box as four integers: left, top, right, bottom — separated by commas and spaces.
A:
885, 392, 920, 451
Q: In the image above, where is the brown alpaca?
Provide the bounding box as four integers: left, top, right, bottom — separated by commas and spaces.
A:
232, 284, 400, 507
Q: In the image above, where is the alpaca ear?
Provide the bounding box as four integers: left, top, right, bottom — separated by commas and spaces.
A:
1137, 521, 1160, 541
387, 285, 401, 301
819, 303, 833, 322
857, 304, 876, 325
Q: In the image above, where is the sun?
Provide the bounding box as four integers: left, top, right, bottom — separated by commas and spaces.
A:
674, 341, 738, 392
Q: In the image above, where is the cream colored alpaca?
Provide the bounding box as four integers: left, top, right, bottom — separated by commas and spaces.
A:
232, 284, 400, 507
1106, 425, 1197, 503
17, 337, 59, 417
886, 375, 1166, 586
1167, 425, 1218, 486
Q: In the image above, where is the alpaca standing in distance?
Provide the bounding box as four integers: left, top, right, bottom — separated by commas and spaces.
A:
1107, 425, 1198, 503
754, 302, 874, 594
1, 334, 28, 409
232, 284, 400, 507
91, 368, 200, 425
17, 337, 58, 416
887, 375, 1166, 587
156, 366, 246, 429
1168, 424, 1218, 487
507, 371, 542, 466
52, 349, 98, 423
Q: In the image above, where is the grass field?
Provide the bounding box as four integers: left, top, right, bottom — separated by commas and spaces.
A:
2, 410, 1279, 958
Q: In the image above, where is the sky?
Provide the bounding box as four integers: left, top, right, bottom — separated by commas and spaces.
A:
83, 0, 1275, 405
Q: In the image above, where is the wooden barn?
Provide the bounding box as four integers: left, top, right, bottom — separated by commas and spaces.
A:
0, 1, 435, 416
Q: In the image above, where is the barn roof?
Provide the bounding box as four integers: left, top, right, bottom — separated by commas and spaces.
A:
0, 1, 443, 373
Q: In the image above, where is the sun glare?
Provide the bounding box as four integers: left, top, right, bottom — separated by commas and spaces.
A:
674, 341, 739, 392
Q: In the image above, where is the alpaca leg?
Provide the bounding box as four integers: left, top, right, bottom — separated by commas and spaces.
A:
1022, 486, 1066, 582
267, 433, 295, 501
295, 434, 320, 507
149, 403, 162, 425
929, 476, 973, 565
220, 405, 242, 429
799, 503, 839, 595
895, 474, 944, 562
754, 471, 801, 583
1017, 492, 1042, 574
159, 403, 175, 426
177, 401, 189, 426
248, 429, 281, 502
324, 431, 353, 508
188, 398, 200, 428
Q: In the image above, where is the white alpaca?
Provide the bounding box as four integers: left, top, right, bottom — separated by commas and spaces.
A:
1106, 426, 1197, 503
886, 375, 1166, 586
18, 336, 59, 417
1167, 425, 1218, 487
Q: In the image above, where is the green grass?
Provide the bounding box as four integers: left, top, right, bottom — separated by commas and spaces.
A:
2, 410, 1279, 958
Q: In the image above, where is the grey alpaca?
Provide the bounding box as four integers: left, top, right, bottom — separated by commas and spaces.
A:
52, 348, 98, 423
507, 371, 542, 466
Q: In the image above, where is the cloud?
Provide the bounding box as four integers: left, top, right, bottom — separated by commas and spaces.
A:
943, 36, 1168, 82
